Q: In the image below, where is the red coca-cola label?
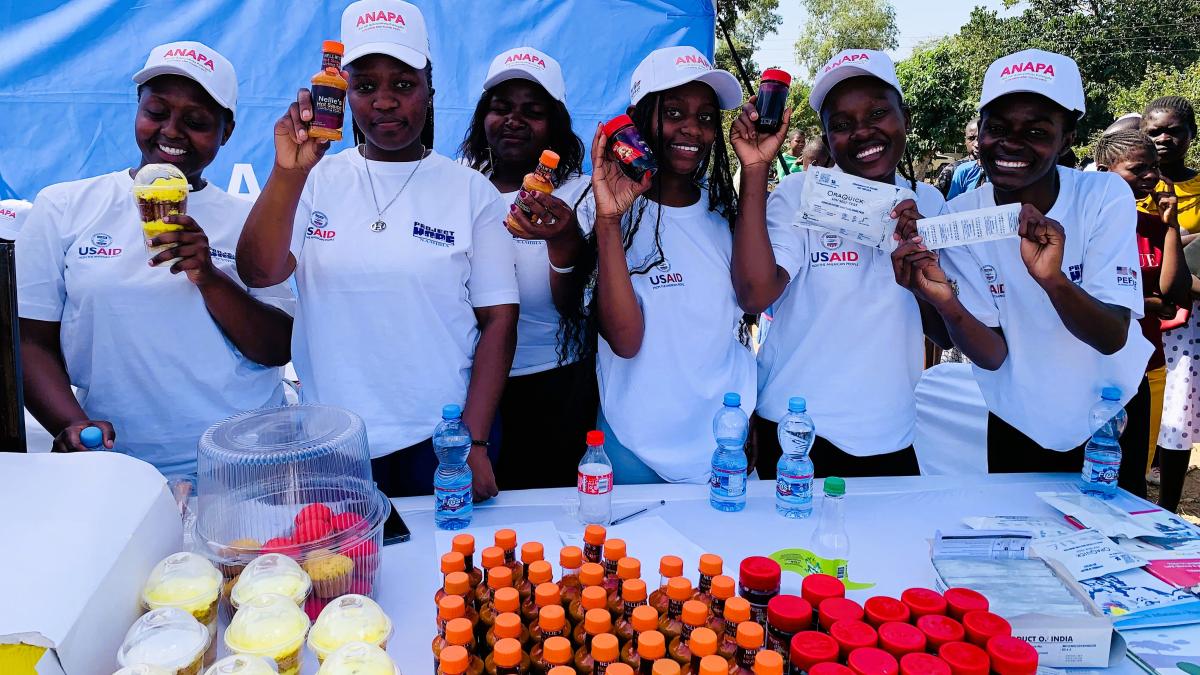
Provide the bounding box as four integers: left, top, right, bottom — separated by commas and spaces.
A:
578, 471, 613, 495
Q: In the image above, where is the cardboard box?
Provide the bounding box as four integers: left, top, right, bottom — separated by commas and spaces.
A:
0, 453, 182, 675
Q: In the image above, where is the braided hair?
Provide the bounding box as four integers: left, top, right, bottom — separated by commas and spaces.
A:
1094, 129, 1156, 167
1144, 96, 1198, 138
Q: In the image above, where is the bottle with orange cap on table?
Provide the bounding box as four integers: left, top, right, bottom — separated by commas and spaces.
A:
442, 645, 473, 675
655, 659, 682, 675
488, 637, 531, 675
478, 548, 510, 606
601, 540, 627, 596
609, 559, 643, 613
445, 618, 485, 675
481, 580, 519, 642
575, 632, 620, 675
707, 578, 738, 639
669, 602, 714, 663
533, 605, 570, 645
583, 525, 607, 565
716, 598, 751, 662
454, 534, 485, 590
490, 612, 532, 651
440, 552, 467, 592
576, 606, 614, 651
623, 624, 664, 672
693, 555, 724, 606
560, 547, 585, 608
534, 636, 576, 675
439, 595, 469, 637
436, 612, 471, 668
687, 650, 727, 675
658, 578, 696, 642
496, 530, 526, 585
570, 566, 609, 626
527, 581, 563, 627
728, 622, 764, 675
439, 570, 480, 620
680, 629, 721, 675
649, 557, 685, 615
615, 585, 653, 645
752, 649, 783, 675
519, 543, 547, 601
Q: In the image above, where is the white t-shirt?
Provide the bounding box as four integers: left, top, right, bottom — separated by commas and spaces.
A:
587, 193, 757, 483
0, 199, 33, 239
289, 148, 518, 456
758, 171, 945, 456
938, 167, 1153, 450
17, 170, 293, 476
499, 174, 591, 376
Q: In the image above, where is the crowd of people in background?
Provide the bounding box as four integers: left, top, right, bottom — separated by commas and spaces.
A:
4, 0, 1199, 513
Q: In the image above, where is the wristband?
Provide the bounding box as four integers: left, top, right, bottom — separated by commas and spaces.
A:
550, 262, 575, 274
471, 439, 490, 448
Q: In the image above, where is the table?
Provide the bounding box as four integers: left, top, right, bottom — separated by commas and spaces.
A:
375, 474, 1147, 675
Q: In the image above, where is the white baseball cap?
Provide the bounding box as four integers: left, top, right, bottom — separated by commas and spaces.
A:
808, 49, 902, 113
979, 49, 1085, 118
629, 46, 742, 110
483, 47, 566, 103
133, 41, 237, 117
341, 0, 430, 70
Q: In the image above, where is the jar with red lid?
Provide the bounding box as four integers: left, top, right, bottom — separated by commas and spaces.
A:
810, 663, 854, 675
801, 576, 845, 628
863, 598, 909, 628
740, 557, 782, 627
916, 616, 963, 654
601, 115, 657, 182
847, 648, 899, 675
985, 637, 1037, 675
830, 621, 877, 661
789, 632, 838, 675
900, 590, 946, 619
754, 69, 792, 133
960, 612, 1010, 649
899, 653, 950, 675
818, 598, 863, 632
938, 642, 988, 675
877, 622, 925, 658
942, 590, 988, 622
767, 595, 812, 667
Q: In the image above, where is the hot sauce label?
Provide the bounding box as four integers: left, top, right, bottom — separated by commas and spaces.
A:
311, 84, 346, 132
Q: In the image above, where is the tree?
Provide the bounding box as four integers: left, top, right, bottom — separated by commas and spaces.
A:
793, 0, 898, 78
895, 37, 979, 178
714, 0, 782, 82
1100, 60, 1200, 166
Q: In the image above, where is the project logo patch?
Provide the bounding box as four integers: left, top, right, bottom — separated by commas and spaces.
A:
1068, 264, 1083, 284
412, 221, 455, 247
78, 232, 122, 258
1116, 266, 1138, 287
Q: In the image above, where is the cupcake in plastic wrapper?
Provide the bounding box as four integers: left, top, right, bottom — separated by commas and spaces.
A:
117, 607, 211, 675
141, 551, 223, 662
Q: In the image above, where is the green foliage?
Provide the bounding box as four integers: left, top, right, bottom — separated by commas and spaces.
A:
715, 0, 782, 80
793, 0, 899, 78
1103, 60, 1200, 166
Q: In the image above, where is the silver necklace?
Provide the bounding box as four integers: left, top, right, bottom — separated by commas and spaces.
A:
361, 143, 426, 232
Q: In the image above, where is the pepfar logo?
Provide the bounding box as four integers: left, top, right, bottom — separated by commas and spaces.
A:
674, 54, 712, 71
1116, 265, 1138, 287
824, 52, 871, 73
505, 52, 546, 70
162, 47, 215, 72
78, 232, 122, 259
356, 10, 407, 31
998, 61, 1056, 82
305, 211, 336, 241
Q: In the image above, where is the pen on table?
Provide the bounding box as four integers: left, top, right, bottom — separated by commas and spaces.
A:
610, 499, 666, 526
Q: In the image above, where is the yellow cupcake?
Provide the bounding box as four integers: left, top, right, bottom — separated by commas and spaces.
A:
219, 538, 263, 578
303, 551, 354, 599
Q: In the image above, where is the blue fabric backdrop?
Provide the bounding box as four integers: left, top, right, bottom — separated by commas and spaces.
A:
0, 0, 716, 200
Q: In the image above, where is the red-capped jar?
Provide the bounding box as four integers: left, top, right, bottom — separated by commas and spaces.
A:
830, 620, 877, 661
754, 68, 792, 133
790, 632, 839, 675
917, 616, 964, 654
602, 115, 657, 182
810, 664, 855, 675
740, 557, 782, 627
802, 576, 846, 627
864, 597, 910, 628
768, 595, 812, 667
847, 648, 899, 675
938, 642, 989, 675
943, 590, 988, 622
877, 622, 926, 658
961, 612, 1010, 649
819, 598, 864, 632
985, 637, 1037, 675
901, 590, 946, 619
899, 653, 951, 675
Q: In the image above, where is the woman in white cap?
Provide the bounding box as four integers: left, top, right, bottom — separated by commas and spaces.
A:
237, 0, 518, 499
458, 47, 596, 489
733, 49, 945, 478
892, 49, 1152, 493
17, 42, 293, 477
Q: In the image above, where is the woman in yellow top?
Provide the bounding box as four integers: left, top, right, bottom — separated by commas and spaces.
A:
1140, 96, 1200, 512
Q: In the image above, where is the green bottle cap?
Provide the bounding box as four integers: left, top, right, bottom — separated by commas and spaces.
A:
823, 477, 845, 497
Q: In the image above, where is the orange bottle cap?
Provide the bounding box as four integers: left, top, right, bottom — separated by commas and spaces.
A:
585, 608, 612, 634
439, 594, 466, 619
488, 566, 514, 589
580, 563, 605, 587
699, 554, 723, 577
666, 577, 693, 601
683, 601, 709, 626
700, 655, 728, 675
638, 630, 667, 659
494, 586, 520, 613
446, 618, 474, 646
724, 597, 752, 623
482, 547, 506, 569
494, 638, 523, 668
622, 579, 648, 603
550, 667, 577, 675
452, 534, 475, 554
618, 557, 642, 581
322, 40, 345, 55
440, 645, 470, 674
607, 664, 633, 675
495, 612, 523, 639
592, 633, 620, 661
528, 560, 554, 585
631, 604, 659, 632
522, 541, 545, 564
539, 604, 567, 631
653, 659, 681, 675
690, 628, 719, 656
444, 571, 471, 595
582, 585, 608, 610
711, 576, 736, 601
536, 582, 562, 607
736, 621, 765, 649
560, 546, 584, 569
753, 649, 784, 675
660, 555, 684, 577
441, 551, 466, 574
495, 529, 518, 550
584, 524, 607, 545
603, 539, 627, 561
544, 636, 574, 664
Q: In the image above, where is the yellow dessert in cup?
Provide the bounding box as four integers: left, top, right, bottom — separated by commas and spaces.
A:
225, 592, 311, 675
131, 163, 189, 259
316, 641, 400, 675
308, 594, 393, 664
232, 553, 312, 610
142, 552, 223, 664
118, 607, 211, 675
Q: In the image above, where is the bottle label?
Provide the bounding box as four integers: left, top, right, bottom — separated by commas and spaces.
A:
310, 84, 345, 133
710, 466, 746, 496
776, 472, 813, 499
1083, 456, 1119, 487
435, 485, 471, 513
578, 471, 613, 495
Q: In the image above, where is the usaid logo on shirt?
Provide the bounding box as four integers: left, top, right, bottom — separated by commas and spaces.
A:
981, 264, 1005, 298
810, 232, 859, 267
1116, 266, 1138, 287
412, 221, 455, 247
78, 232, 122, 259
649, 258, 684, 288
306, 211, 336, 241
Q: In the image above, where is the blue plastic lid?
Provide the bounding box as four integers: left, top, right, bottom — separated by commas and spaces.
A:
80, 426, 103, 449
788, 397, 807, 413
1101, 387, 1121, 401
723, 392, 741, 407
441, 404, 463, 419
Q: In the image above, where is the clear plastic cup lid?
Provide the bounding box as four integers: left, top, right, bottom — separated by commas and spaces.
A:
133, 163, 189, 189
308, 594, 393, 657
114, 665, 175, 675
316, 642, 398, 675
142, 552, 222, 613
225, 593, 311, 656
203, 655, 279, 675
117, 607, 211, 670
231, 554, 312, 608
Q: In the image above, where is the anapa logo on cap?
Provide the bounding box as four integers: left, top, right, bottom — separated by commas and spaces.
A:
505, 52, 546, 70
999, 60, 1056, 82
162, 47, 215, 72
356, 9, 408, 31
674, 54, 712, 71
824, 52, 871, 73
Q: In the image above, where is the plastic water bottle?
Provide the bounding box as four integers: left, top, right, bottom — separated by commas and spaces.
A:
709, 392, 748, 512
810, 477, 849, 581
80, 426, 104, 450
578, 430, 613, 525
1081, 387, 1127, 499
776, 397, 815, 518
432, 404, 473, 530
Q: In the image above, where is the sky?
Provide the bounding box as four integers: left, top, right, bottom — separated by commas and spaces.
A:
751, 0, 1024, 79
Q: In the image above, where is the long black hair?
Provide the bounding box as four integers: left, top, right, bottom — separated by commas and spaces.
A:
556, 85, 740, 363
351, 61, 435, 150
457, 82, 585, 185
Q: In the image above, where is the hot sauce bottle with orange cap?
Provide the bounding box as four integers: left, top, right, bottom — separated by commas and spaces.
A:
583, 525, 607, 565
576, 609, 613, 654
571, 565, 608, 626
620, 608, 661, 667
707, 577, 737, 637
650, 556, 685, 615
693, 555, 724, 606
655, 660, 682, 675
716, 598, 752, 662
614, 581, 651, 644
729, 622, 765, 675
534, 636, 575, 675
658, 578, 695, 642
532, 605, 570, 646
629, 629, 666, 674
560, 547, 585, 609
439, 595, 468, 647
519, 543, 547, 601
610, 558, 643, 613
508, 150, 561, 230
454, 534, 485, 590
446, 618, 486, 675
309, 40, 347, 141
481, 574, 518, 642
488, 637, 531, 675
669, 601, 713, 663
440, 552, 467, 591
436, 563, 468, 606
601, 540, 627, 596
496, 530, 526, 585
489, 612, 532, 651
527, 581, 562, 627
436, 613, 471, 668
521, 560, 553, 617
442, 645, 472, 675
478, 547, 509, 606
439, 572, 480, 629
574, 594, 613, 646
576, 632, 619, 675
751, 650, 783, 675
680, 629, 721, 675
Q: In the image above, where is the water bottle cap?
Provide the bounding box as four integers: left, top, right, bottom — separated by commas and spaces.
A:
824, 476, 846, 496
1101, 387, 1121, 401
441, 404, 462, 419
723, 392, 741, 407
788, 397, 807, 413
80, 426, 103, 448
586, 430, 605, 446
